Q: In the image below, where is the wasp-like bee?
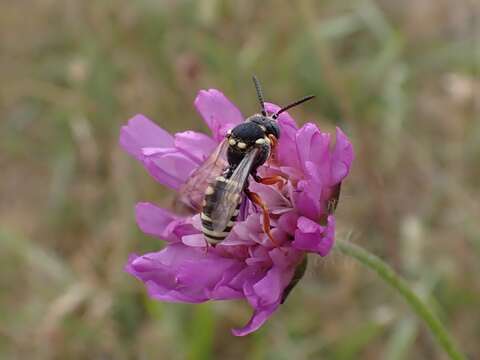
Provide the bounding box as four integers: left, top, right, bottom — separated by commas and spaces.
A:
180, 76, 315, 246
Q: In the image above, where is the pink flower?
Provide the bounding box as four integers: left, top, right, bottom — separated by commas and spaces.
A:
120, 88, 353, 336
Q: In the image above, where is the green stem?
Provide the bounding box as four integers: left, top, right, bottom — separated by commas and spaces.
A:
335, 240, 466, 360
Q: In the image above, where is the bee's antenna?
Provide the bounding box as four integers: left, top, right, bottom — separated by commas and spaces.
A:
273, 95, 315, 119
252, 75, 267, 116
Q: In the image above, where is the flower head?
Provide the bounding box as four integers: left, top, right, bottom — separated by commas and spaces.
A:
120, 88, 353, 336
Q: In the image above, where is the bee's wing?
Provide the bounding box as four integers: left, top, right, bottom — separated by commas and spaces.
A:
210, 147, 259, 232
178, 139, 229, 211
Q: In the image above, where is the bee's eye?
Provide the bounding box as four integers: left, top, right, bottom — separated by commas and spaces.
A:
267, 122, 280, 139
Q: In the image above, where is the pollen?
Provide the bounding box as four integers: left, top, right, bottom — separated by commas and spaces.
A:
205, 186, 215, 195
237, 142, 247, 149
229, 138, 236, 146
255, 138, 266, 145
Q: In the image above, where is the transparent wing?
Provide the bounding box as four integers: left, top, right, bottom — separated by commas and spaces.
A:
210, 147, 259, 232
178, 139, 229, 211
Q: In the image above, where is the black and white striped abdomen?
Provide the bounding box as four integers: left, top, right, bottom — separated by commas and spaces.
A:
201, 177, 241, 245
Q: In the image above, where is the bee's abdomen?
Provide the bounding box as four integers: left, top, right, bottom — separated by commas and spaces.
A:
201, 177, 241, 246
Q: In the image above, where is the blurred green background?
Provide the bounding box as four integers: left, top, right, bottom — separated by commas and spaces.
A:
1, 0, 478, 359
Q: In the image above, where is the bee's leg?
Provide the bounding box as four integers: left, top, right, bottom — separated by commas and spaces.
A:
245, 189, 280, 247
267, 134, 279, 162
203, 239, 209, 254
202, 237, 213, 254
252, 173, 286, 187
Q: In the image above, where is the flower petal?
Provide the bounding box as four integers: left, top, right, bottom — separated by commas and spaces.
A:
251, 266, 284, 306
277, 211, 300, 236
292, 216, 335, 256
181, 233, 205, 247
269, 247, 303, 270
174, 131, 217, 163
249, 182, 291, 213
264, 103, 298, 128
119, 114, 174, 161
231, 305, 278, 336
194, 89, 243, 141
293, 180, 322, 220
330, 127, 354, 185
232, 213, 263, 244
296, 123, 331, 184
126, 244, 245, 303
232, 262, 296, 336
265, 103, 300, 169
142, 149, 199, 190
135, 202, 197, 242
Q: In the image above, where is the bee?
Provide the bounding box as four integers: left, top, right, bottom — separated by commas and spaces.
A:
180, 76, 315, 246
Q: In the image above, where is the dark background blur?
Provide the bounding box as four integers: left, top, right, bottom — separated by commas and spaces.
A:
1, 1, 478, 359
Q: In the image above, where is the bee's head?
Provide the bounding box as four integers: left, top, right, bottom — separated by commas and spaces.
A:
246, 114, 280, 140
251, 75, 314, 141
